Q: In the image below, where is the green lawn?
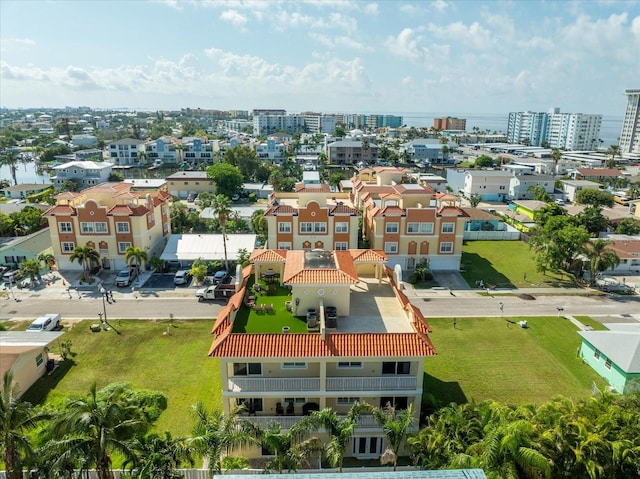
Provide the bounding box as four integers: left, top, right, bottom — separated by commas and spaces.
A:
461, 240, 578, 288
423, 316, 606, 407
23, 319, 221, 436
574, 316, 609, 331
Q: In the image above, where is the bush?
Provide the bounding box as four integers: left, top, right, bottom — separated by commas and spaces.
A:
422, 272, 433, 281
407, 273, 419, 284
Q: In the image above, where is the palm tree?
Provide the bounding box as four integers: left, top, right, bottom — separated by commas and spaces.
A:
1, 372, 44, 479
189, 401, 260, 474
48, 383, 150, 479
366, 403, 416, 471
69, 245, 100, 275
37, 252, 56, 272
126, 431, 194, 479
309, 403, 368, 472
124, 246, 148, 270
583, 239, 620, 285
0, 149, 20, 185
18, 259, 40, 283
550, 148, 562, 176
260, 419, 320, 474
606, 145, 621, 168
211, 194, 232, 271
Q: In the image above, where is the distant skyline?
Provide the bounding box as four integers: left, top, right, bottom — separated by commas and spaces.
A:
1, 0, 639, 117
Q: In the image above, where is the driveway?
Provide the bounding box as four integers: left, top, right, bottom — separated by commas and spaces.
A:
431, 271, 471, 290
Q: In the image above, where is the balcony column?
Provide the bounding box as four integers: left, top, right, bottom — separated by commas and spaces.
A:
319, 359, 327, 409
221, 362, 231, 415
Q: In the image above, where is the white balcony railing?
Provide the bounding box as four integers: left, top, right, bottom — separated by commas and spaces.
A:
228, 377, 320, 393
243, 414, 381, 429
227, 376, 417, 393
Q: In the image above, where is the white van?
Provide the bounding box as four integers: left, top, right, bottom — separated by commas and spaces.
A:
27, 313, 61, 332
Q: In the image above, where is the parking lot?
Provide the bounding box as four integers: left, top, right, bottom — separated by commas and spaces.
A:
140, 273, 191, 289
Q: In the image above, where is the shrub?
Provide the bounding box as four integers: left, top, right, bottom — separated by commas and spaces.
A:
407, 273, 419, 284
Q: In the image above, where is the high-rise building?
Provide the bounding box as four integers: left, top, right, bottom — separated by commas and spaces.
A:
507, 109, 601, 150
620, 89, 640, 155
433, 117, 466, 131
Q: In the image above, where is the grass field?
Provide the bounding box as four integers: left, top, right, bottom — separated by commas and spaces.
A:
574, 316, 609, 331
423, 315, 606, 407
22, 319, 221, 436
461, 240, 577, 289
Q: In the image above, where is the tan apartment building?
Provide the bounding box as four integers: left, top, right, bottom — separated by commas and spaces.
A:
166, 171, 215, 199
353, 167, 468, 271
433, 117, 466, 131
209, 256, 435, 460
43, 182, 171, 271
327, 139, 378, 166
264, 181, 360, 251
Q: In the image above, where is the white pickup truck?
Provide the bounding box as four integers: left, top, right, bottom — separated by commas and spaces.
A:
195, 284, 236, 301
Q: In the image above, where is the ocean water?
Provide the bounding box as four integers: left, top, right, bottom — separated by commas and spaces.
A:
398, 112, 623, 147
1, 162, 52, 185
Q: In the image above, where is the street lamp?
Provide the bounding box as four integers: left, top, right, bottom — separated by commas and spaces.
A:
99, 287, 108, 329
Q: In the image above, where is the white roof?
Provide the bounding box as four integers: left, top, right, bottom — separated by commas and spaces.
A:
579, 330, 640, 373
200, 206, 260, 220
160, 234, 256, 261
53, 160, 112, 170
0, 331, 64, 349
124, 178, 167, 188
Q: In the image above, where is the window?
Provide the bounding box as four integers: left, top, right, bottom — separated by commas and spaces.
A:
59, 222, 72, 233
335, 242, 348, 251
282, 362, 306, 369
300, 222, 313, 233
233, 363, 262, 376
352, 437, 383, 456
284, 397, 306, 406
117, 222, 130, 233
118, 242, 132, 254
384, 242, 398, 254
337, 361, 362, 368
95, 222, 108, 233
335, 222, 348, 233
278, 222, 291, 233
36, 353, 43, 367
337, 397, 360, 405
80, 222, 95, 234
148, 213, 154, 223
605, 359, 612, 370
314, 222, 327, 233
441, 222, 454, 233
440, 242, 453, 253
382, 361, 410, 375
277, 242, 292, 250
386, 222, 399, 233
61, 242, 75, 253
594, 350, 600, 360
380, 396, 408, 410
407, 222, 434, 234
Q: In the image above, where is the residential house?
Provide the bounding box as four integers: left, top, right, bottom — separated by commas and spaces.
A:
327, 139, 378, 166
571, 168, 623, 182
560, 180, 602, 203
461, 208, 519, 241
596, 234, 640, 274
144, 136, 179, 165
166, 171, 215, 199
1, 228, 53, 268
209, 256, 435, 460
71, 134, 98, 147
352, 167, 469, 271
107, 138, 145, 166
52, 161, 113, 189
1, 183, 53, 200
579, 323, 640, 394
502, 200, 548, 231
509, 174, 555, 200
160, 234, 257, 268
447, 170, 513, 202
255, 137, 288, 164
0, 331, 64, 397
181, 137, 214, 164
54, 148, 104, 163
263, 178, 360, 251
43, 182, 171, 271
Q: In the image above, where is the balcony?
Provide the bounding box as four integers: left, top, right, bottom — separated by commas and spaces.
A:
243, 414, 381, 429
229, 377, 320, 393
228, 376, 417, 393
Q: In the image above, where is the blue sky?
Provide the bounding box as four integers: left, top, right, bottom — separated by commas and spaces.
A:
1, 0, 639, 117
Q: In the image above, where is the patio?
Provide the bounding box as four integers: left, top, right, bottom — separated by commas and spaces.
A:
231, 277, 411, 334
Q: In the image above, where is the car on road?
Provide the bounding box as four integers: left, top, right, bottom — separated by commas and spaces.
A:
231, 194, 240, 201
27, 313, 61, 332
212, 270, 229, 284
173, 270, 192, 286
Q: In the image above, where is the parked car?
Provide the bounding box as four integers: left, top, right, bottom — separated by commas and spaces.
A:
212, 270, 229, 284
2, 269, 22, 283
27, 313, 61, 332
115, 266, 138, 287
173, 270, 192, 286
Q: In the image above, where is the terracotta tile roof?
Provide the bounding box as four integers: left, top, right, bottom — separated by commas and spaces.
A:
211, 304, 232, 335
285, 269, 359, 285
461, 207, 499, 220
250, 249, 288, 263
576, 168, 622, 177
84, 182, 132, 194
209, 332, 436, 358
43, 205, 76, 216
349, 249, 387, 263
607, 239, 640, 258
410, 306, 432, 334
108, 204, 150, 216
436, 193, 459, 201
264, 204, 298, 215
295, 183, 331, 193
329, 204, 360, 215
380, 206, 406, 216
437, 206, 469, 217
282, 250, 359, 285
56, 192, 81, 201
334, 250, 359, 281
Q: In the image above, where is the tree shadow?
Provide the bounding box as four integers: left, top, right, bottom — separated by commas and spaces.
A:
461, 252, 513, 288
421, 372, 467, 418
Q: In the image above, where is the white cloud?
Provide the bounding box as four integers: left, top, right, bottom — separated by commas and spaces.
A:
426, 21, 494, 50
363, 3, 379, 15
308, 32, 370, 51
220, 9, 248, 28
399, 4, 423, 16
0, 37, 36, 47
633, 16, 640, 40
431, 0, 448, 12
386, 28, 430, 63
